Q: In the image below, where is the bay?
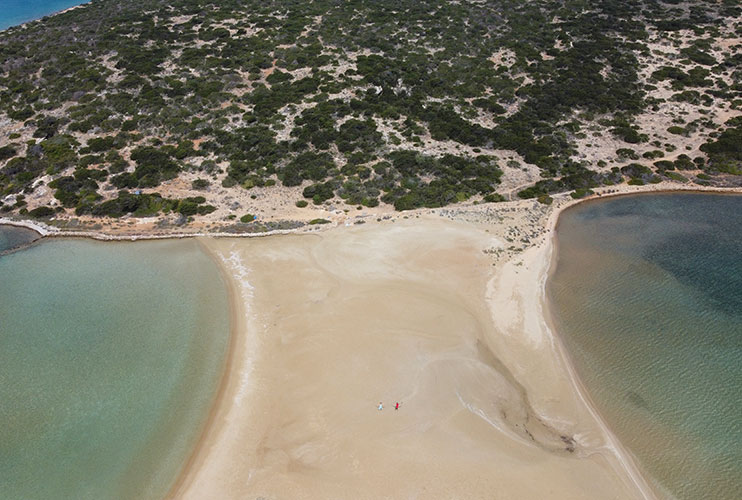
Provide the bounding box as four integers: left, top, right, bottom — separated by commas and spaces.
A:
0, 237, 230, 499
549, 193, 742, 499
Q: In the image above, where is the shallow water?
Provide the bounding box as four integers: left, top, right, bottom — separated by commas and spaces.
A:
549, 193, 742, 499
0, 224, 41, 253
0, 0, 87, 30
0, 238, 230, 499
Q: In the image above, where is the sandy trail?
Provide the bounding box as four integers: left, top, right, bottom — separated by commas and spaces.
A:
170, 214, 654, 499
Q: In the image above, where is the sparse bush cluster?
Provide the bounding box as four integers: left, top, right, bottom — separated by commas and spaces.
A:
0, 0, 739, 218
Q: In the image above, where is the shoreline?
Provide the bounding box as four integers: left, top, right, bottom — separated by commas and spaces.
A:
163, 238, 247, 499
168, 188, 722, 498
541, 207, 659, 498
4, 185, 740, 498
0, 2, 91, 33
2, 182, 740, 243
482, 206, 657, 499
177, 221, 640, 498
169, 238, 263, 499
495, 186, 738, 498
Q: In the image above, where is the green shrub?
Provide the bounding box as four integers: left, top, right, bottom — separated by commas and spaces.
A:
87, 136, 116, 152
0, 0, 736, 220
665, 172, 688, 183
303, 182, 335, 204
616, 148, 639, 160
197, 205, 216, 215
643, 150, 665, 160
0, 146, 17, 161
700, 118, 742, 174
570, 188, 594, 199
178, 200, 199, 216
537, 194, 553, 205
9, 108, 34, 121
483, 193, 505, 203
611, 126, 646, 144
29, 206, 55, 218
620, 163, 652, 178
654, 160, 675, 170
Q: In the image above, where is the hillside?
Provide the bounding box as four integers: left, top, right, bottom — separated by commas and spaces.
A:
0, 0, 740, 231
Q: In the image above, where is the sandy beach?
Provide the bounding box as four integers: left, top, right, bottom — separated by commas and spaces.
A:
1, 0, 740, 495
7, 184, 740, 498
170, 206, 658, 499
4, 184, 740, 498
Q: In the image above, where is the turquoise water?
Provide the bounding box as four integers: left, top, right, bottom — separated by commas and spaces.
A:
0, 0, 88, 31
549, 193, 742, 499
0, 236, 230, 499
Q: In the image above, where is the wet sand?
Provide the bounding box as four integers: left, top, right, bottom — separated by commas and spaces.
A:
171, 214, 654, 499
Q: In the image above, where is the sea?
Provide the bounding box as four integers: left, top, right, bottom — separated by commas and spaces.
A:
0, 0, 88, 31
0, 232, 230, 499
548, 193, 742, 499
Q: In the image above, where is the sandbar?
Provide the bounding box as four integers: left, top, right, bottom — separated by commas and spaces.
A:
172, 209, 657, 499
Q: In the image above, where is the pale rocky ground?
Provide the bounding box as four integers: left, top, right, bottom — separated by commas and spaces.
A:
569, 26, 741, 179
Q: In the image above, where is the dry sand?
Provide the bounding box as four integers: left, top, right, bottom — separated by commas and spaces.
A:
171, 213, 656, 500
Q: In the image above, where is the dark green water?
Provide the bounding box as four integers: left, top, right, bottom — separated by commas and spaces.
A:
549, 193, 742, 499
0, 224, 41, 253
0, 236, 230, 499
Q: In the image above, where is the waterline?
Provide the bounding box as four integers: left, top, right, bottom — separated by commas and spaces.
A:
0, 0, 88, 30
549, 193, 742, 499
0, 237, 230, 499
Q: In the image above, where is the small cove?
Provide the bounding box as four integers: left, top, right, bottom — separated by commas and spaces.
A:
0, 224, 41, 253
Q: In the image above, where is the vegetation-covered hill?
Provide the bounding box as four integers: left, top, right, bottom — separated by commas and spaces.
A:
0, 0, 740, 223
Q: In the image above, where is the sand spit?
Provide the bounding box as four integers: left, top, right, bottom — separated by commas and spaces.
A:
7, 184, 739, 498
174, 215, 654, 500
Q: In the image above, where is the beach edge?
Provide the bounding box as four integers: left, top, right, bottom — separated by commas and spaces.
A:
164, 238, 247, 499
